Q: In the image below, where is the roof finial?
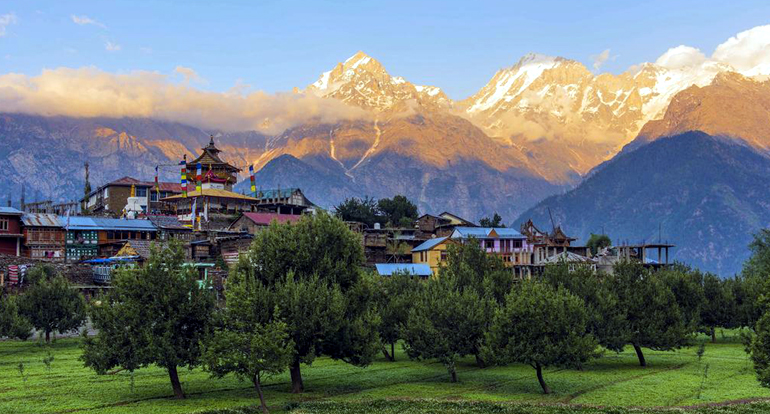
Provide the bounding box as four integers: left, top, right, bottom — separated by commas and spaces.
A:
209, 134, 215, 146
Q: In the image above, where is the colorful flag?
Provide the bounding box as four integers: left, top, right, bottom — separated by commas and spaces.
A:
180, 160, 187, 198
249, 165, 256, 198
196, 163, 202, 193
154, 166, 160, 199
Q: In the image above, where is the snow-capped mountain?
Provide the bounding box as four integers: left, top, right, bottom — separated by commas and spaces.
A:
306, 51, 451, 112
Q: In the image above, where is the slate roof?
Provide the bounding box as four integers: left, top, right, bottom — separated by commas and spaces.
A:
412, 236, 448, 252
451, 227, 526, 240
240, 212, 302, 226
543, 251, 596, 264
258, 188, 301, 199
147, 215, 190, 230
375, 263, 432, 277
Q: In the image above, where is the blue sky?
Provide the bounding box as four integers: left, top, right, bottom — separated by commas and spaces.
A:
2, 0, 769, 99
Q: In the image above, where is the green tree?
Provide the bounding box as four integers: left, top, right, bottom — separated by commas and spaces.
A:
749, 311, 770, 388
701, 273, 733, 342
0, 293, 32, 340
377, 195, 419, 228
612, 262, 690, 367
402, 275, 489, 382
19, 265, 85, 342
478, 213, 505, 228
586, 233, 611, 255
334, 196, 382, 228
81, 241, 215, 399
541, 264, 627, 353
372, 272, 422, 361
203, 269, 293, 414
659, 265, 704, 335
485, 280, 597, 394
233, 213, 379, 393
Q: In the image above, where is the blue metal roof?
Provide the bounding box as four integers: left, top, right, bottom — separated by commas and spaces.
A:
375, 263, 432, 277
0, 206, 23, 215
451, 227, 525, 240
58, 217, 157, 231
412, 236, 448, 252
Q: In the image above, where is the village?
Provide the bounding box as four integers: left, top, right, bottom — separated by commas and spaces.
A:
0, 135, 675, 290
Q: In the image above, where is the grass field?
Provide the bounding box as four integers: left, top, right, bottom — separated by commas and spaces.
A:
0, 330, 768, 414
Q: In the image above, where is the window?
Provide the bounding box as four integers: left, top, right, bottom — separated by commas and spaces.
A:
135, 187, 148, 197
440, 251, 447, 262
150, 192, 158, 202
485, 240, 494, 250
512, 240, 523, 249
0, 219, 7, 231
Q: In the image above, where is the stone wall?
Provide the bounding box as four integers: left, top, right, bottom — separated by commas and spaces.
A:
0, 254, 94, 286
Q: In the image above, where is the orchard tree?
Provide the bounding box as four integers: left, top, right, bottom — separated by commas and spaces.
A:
612, 262, 690, 367
0, 293, 32, 340
542, 264, 627, 353
373, 272, 422, 361
659, 265, 705, 334
233, 212, 379, 393
19, 265, 85, 342
203, 269, 293, 414
81, 241, 215, 399
701, 273, 734, 342
402, 275, 490, 382
486, 280, 597, 394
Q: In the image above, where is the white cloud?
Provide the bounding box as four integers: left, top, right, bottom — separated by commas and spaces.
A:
0, 67, 369, 134
105, 41, 121, 52
174, 66, 206, 85
653, 25, 770, 76
655, 45, 707, 69
0, 13, 18, 37
591, 49, 617, 71
712, 25, 770, 75
71, 14, 106, 29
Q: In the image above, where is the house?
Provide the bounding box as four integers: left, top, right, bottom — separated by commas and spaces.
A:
21, 213, 65, 261
0, 207, 24, 256
375, 263, 432, 278
227, 212, 303, 234
82, 176, 183, 217
62, 217, 157, 261
411, 236, 453, 275
450, 227, 531, 267
113, 239, 167, 263
147, 215, 194, 241
415, 211, 477, 238
250, 188, 314, 215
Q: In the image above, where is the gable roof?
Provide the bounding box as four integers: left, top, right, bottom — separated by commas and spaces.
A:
412, 236, 449, 252
162, 188, 259, 202
147, 215, 189, 230
438, 211, 477, 226
451, 227, 525, 240
375, 263, 432, 277
239, 212, 303, 226
115, 240, 166, 259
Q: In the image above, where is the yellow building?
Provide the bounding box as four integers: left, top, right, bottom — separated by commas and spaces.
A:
411, 236, 454, 275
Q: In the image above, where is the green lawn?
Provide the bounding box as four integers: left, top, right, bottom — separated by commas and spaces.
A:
0, 330, 767, 414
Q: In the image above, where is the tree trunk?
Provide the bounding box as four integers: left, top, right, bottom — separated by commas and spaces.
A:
448, 362, 458, 383
381, 344, 394, 362
45, 330, 50, 343
475, 353, 486, 368
290, 360, 304, 394
391, 342, 396, 362
711, 327, 717, 343
536, 363, 550, 394
633, 344, 647, 367
254, 372, 269, 414
168, 365, 185, 399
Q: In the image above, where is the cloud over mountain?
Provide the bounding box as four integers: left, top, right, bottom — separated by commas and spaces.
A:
0, 67, 369, 134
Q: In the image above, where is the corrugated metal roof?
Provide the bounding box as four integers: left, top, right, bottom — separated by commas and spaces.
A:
412, 236, 448, 252
451, 227, 525, 240
58, 217, 157, 231
22, 213, 62, 227
0, 207, 23, 215
375, 263, 432, 277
